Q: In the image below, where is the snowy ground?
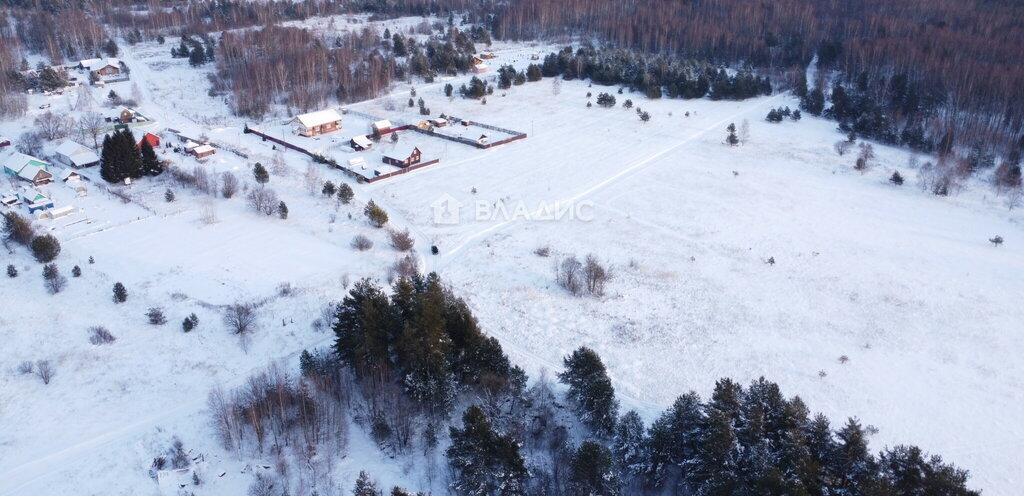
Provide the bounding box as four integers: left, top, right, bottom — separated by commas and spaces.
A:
1, 18, 1023, 495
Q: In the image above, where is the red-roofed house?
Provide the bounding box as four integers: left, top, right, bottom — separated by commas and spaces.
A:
139, 132, 160, 149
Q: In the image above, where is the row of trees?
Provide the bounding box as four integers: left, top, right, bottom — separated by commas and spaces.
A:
539, 45, 771, 101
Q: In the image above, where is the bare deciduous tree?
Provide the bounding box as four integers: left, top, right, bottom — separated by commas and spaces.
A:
247, 188, 279, 216
34, 111, 73, 140
224, 302, 258, 336
221, 171, 239, 198
78, 111, 105, 149
35, 360, 56, 384
556, 255, 584, 296
583, 254, 611, 296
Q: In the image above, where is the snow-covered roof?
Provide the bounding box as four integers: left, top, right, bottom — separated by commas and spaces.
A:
79, 58, 120, 70
193, 144, 215, 154
3, 150, 49, 173
293, 109, 342, 129
348, 157, 367, 167
25, 191, 51, 204
60, 169, 82, 181
351, 135, 372, 148
55, 141, 100, 167
384, 145, 421, 160
372, 120, 393, 130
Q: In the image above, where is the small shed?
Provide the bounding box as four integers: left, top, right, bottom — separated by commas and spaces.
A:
45, 205, 75, 219
348, 157, 367, 169
350, 135, 373, 151
25, 192, 54, 213
371, 120, 393, 134
0, 136, 10, 148
382, 146, 422, 168
61, 170, 83, 183
429, 118, 448, 128
477, 134, 489, 145
1, 194, 20, 206
192, 144, 216, 159
139, 132, 160, 149
472, 63, 489, 74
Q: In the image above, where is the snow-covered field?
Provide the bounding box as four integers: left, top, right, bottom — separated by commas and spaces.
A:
1, 20, 1022, 495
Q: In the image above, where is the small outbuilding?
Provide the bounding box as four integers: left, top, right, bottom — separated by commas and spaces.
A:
25, 192, 55, 213
119, 108, 136, 124
191, 144, 216, 159
45, 205, 75, 219
0, 136, 10, 148
348, 157, 367, 169
350, 135, 373, 151
382, 146, 422, 168
371, 120, 393, 134
477, 134, 489, 145
1, 194, 21, 207
429, 118, 448, 128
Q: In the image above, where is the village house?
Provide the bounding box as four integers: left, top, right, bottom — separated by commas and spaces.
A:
382, 146, 422, 168
119, 108, 137, 124
54, 140, 100, 168
138, 132, 160, 149
350, 135, 373, 151
429, 118, 448, 128
77, 58, 123, 77
291, 109, 342, 137
2, 151, 53, 186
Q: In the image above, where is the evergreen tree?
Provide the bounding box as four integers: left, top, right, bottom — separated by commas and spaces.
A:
558, 347, 619, 436
322, 180, 337, 197
253, 162, 269, 186
569, 441, 619, 495
72, 265, 81, 277
182, 313, 199, 332
446, 405, 529, 496
801, 87, 826, 116
100, 133, 121, 183
890, 171, 904, 186
6, 264, 16, 278
397, 276, 455, 413
141, 139, 162, 176
164, 189, 175, 202
352, 471, 380, 496
337, 183, 354, 204
189, 45, 206, 67
835, 418, 878, 493
646, 392, 705, 488
364, 200, 388, 227
333, 279, 396, 377
112, 282, 128, 303
278, 201, 288, 219
726, 123, 740, 146
612, 410, 647, 478
695, 408, 742, 494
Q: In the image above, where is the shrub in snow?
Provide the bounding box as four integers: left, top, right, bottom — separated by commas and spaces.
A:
352, 234, 373, 251
990, 235, 1004, 247
71, 265, 81, 277
182, 313, 199, 332
7, 264, 17, 278
89, 326, 116, 345
17, 361, 33, 375
35, 360, 55, 384
147, 307, 167, 325
388, 228, 415, 251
